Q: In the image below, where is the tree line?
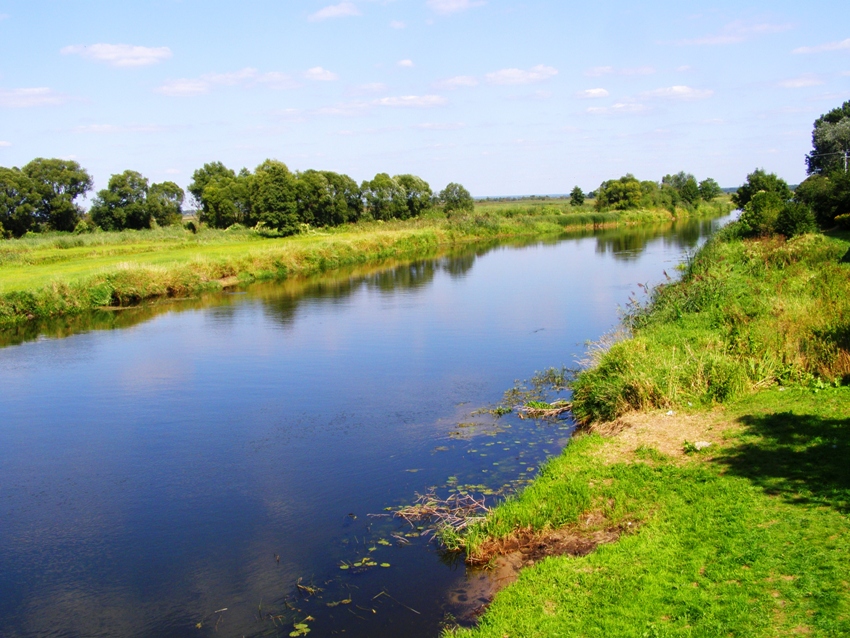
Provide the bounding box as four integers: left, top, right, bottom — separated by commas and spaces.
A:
589, 172, 722, 212
0, 157, 475, 238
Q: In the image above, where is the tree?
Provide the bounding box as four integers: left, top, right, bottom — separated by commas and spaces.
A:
252, 160, 298, 234
795, 171, 850, 228
363, 173, 407, 220
738, 190, 784, 236
188, 161, 236, 207
806, 100, 850, 175
698, 178, 722, 201
662, 172, 699, 205
395, 174, 433, 218
569, 186, 585, 207
324, 171, 362, 223
595, 174, 642, 210
731, 169, 791, 209
90, 170, 151, 230
148, 181, 185, 226
22, 158, 92, 231
439, 182, 474, 214
0, 167, 38, 237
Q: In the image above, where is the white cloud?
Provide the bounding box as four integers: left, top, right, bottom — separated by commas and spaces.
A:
414, 122, 466, 130
304, 66, 339, 81
643, 85, 713, 100
435, 75, 479, 89
577, 88, 609, 99
0, 13, 9, 21
485, 64, 558, 85
677, 20, 792, 46
427, 0, 485, 15
390, 20, 406, 29
0, 140, 11, 147
397, 59, 414, 68
0, 87, 70, 107
373, 95, 447, 107
793, 38, 850, 54
61, 43, 172, 67
587, 102, 648, 115
156, 67, 298, 96
308, 2, 360, 22
778, 75, 824, 89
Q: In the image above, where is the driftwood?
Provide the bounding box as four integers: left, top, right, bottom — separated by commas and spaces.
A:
516, 400, 571, 420
393, 491, 489, 533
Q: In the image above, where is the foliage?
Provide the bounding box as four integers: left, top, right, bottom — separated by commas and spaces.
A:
362, 172, 408, 220
698, 177, 722, 201
775, 201, 817, 237
595, 174, 642, 210
147, 181, 185, 227
569, 186, 585, 207
439, 182, 474, 214
731, 168, 792, 209
252, 159, 298, 234
22, 158, 93, 231
738, 190, 784, 236
0, 167, 38, 237
90, 170, 151, 231
806, 99, 850, 175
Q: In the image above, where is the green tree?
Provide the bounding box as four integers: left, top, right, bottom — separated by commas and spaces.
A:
795, 171, 850, 228
698, 178, 722, 201
252, 160, 298, 234
22, 158, 93, 231
324, 171, 362, 223
148, 181, 185, 226
569, 186, 585, 207
775, 202, 817, 237
662, 172, 699, 205
806, 100, 850, 175
363, 173, 407, 220
595, 174, 642, 210
0, 167, 38, 237
738, 190, 783, 236
394, 174, 433, 218
731, 169, 792, 209
90, 170, 151, 231
439, 182, 474, 214
188, 161, 236, 207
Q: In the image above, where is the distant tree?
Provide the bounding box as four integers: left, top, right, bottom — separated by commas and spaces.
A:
90, 170, 151, 231
569, 186, 585, 207
662, 172, 699, 205
775, 202, 817, 237
698, 177, 722, 201
595, 174, 642, 210
363, 173, 407, 220
806, 100, 850, 175
439, 182, 474, 214
324, 171, 362, 223
0, 167, 38, 237
731, 169, 792, 210
148, 181, 185, 226
188, 161, 236, 207
252, 160, 298, 234
394, 174, 433, 218
22, 158, 92, 231
738, 190, 784, 236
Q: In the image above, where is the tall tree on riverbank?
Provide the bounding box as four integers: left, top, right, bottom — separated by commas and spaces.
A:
22, 158, 92, 231
90, 170, 151, 231
439, 182, 474, 214
570, 186, 585, 207
806, 100, 850, 175
0, 167, 38, 238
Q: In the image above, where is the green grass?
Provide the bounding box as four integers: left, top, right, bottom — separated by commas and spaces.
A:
571, 228, 850, 424
0, 200, 732, 328
451, 388, 850, 637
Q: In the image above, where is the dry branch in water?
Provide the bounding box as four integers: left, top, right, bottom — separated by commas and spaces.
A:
393, 491, 489, 533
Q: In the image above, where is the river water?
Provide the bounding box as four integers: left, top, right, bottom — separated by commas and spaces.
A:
0, 217, 730, 638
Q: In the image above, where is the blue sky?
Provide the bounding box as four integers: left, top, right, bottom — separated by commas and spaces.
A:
0, 0, 848, 197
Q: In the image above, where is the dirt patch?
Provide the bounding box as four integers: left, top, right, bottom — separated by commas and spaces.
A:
588, 408, 738, 463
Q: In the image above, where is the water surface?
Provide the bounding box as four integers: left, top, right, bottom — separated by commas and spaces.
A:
0, 218, 728, 637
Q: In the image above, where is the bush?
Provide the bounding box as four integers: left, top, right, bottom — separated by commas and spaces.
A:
776, 202, 817, 237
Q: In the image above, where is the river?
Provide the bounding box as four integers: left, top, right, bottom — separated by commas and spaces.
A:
0, 216, 730, 637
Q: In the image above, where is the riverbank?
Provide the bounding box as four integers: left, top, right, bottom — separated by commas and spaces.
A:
450, 227, 850, 636
0, 199, 730, 329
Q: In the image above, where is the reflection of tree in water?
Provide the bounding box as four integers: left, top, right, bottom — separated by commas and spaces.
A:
367, 259, 438, 293
594, 217, 726, 261
439, 253, 476, 278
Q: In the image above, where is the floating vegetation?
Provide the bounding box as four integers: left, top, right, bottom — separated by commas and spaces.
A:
394, 491, 489, 539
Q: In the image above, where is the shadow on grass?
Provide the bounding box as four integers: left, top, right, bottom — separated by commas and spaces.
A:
715, 410, 850, 515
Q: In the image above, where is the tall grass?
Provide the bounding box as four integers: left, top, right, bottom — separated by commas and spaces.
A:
570, 227, 850, 424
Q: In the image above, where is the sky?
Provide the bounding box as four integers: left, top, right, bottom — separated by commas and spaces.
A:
0, 0, 848, 197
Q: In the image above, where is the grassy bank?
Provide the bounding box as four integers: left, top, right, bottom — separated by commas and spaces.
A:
451, 227, 850, 636
0, 199, 731, 329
